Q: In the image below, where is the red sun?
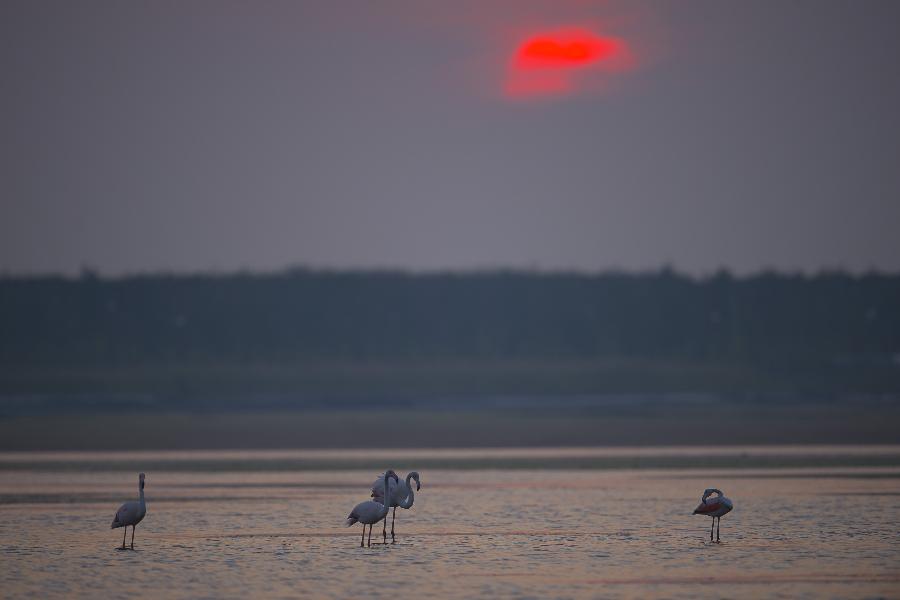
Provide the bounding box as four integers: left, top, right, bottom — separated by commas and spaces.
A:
516, 35, 620, 69
505, 28, 633, 100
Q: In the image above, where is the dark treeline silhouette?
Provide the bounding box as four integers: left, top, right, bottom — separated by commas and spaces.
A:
1, 268, 898, 370
3, 268, 899, 447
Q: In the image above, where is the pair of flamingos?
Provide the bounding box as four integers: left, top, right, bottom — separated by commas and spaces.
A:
345, 470, 421, 547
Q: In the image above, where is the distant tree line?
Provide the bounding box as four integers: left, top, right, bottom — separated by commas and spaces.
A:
0, 268, 898, 368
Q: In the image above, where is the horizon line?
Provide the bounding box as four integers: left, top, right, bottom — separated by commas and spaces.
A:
2, 263, 900, 282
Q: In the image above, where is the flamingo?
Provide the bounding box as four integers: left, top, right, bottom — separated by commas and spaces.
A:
693, 487, 733, 542
371, 471, 421, 543
345, 470, 399, 547
111, 473, 147, 549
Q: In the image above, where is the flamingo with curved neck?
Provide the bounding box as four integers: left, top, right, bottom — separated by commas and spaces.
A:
372, 471, 421, 542
345, 470, 399, 547
693, 487, 734, 542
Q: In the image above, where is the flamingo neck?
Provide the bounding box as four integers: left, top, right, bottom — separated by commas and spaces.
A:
380, 472, 392, 510
399, 476, 415, 509
702, 488, 722, 503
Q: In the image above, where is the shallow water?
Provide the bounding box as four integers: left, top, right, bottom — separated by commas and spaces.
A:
1, 448, 899, 599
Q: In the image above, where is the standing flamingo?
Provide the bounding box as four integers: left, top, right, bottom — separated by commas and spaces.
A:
345, 470, 399, 547
111, 473, 147, 549
371, 471, 421, 543
693, 487, 733, 542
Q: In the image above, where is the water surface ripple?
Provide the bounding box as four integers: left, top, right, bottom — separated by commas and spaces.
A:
1, 447, 899, 599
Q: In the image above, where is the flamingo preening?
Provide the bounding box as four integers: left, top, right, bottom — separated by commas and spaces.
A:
345, 470, 399, 547
371, 471, 420, 543
111, 473, 147, 549
693, 488, 733, 542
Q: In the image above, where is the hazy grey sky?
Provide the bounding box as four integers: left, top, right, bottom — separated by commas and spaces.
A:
2, 0, 899, 275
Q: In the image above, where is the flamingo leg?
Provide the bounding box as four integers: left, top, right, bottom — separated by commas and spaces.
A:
123, 527, 127, 549
382, 512, 387, 543
360, 525, 365, 547
716, 517, 721, 542
367, 523, 372, 547
131, 525, 136, 549
391, 507, 396, 542
710, 518, 715, 542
